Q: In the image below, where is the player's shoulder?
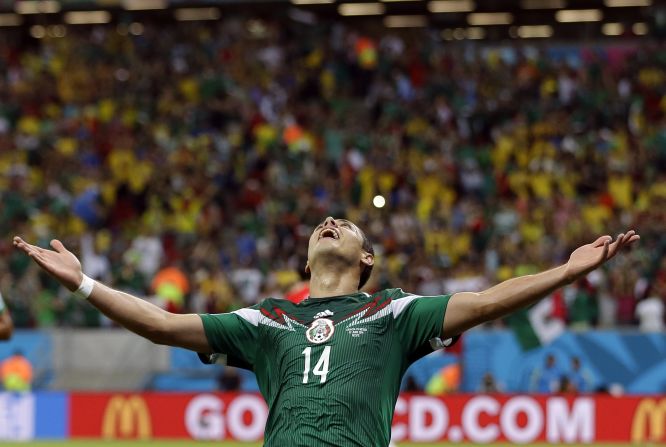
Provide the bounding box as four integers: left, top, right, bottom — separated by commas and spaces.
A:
253, 297, 312, 319
356, 288, 421, 317
382, 288, 451, 317
257, 296, 297, 310
222, 298, 284, 319
224, 298, 302, 328
381, 288, 420, 302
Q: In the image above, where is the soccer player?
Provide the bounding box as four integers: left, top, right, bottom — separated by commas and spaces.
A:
13, 218, 638, 446
0, 291, 13, 340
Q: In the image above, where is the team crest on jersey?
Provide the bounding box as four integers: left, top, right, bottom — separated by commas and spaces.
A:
305, 318, 335, 344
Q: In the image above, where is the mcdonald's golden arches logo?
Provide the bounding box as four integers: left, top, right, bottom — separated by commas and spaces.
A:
632, 398, 666, 443
102, 395, 152, 439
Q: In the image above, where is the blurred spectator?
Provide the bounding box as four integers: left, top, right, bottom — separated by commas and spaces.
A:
0, 292, 13, 340
125, 231, 164, 279
591, 270, 616, 328
611, 270, 640, 326
0, 349, 33, 392
566, 278, 599, 329
566, 356, 593, 393
151, 264, 190, 313
559, 376, 578, 394
530, 354, 562, 393
635, 282, 666, 332
425, 363, 461, 395
285, 279, 310, 304
231, 260, 264, 305
217, 367, 241, 392
80, 232, 112, 284
479, 372, 503, 393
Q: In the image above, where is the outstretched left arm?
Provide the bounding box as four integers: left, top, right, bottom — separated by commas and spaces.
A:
442, 230, 639, 339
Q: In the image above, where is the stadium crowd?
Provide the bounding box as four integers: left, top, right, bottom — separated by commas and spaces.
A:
0, 18, 664, 331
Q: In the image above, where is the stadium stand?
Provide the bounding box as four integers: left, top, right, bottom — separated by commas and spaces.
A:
0, 16, 664, 392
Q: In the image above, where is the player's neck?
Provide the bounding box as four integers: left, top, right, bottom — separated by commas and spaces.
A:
308, 269, 359, 299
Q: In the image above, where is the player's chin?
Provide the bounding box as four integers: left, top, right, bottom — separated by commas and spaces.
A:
312, 242, 352, 260
313, 244, 338, 258
315, 237, 342, 249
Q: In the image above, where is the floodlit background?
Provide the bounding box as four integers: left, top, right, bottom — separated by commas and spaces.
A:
0, 0, 664, 444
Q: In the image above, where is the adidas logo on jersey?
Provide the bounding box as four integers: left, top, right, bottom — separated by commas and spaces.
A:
313, 310, 334, 319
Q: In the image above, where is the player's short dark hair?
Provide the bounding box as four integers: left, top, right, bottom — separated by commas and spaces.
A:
358, 227, 374, 290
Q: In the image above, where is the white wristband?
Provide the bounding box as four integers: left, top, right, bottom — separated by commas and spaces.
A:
74, 274, 95, 300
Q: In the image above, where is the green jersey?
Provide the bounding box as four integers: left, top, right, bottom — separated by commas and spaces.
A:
199, 288, 453, 447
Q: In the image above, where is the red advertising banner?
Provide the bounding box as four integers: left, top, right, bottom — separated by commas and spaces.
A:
69, 392, 666, 443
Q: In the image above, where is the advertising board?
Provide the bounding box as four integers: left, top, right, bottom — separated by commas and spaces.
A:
67, 392, 666, 443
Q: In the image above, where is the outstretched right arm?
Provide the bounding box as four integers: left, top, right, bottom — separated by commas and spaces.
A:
13, 237, 209, 352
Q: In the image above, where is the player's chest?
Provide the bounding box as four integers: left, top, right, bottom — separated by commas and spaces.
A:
260, 310, 391, 355
262, 315, 391, 385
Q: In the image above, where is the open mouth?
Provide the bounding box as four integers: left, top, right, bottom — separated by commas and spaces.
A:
319, 228, 340, 240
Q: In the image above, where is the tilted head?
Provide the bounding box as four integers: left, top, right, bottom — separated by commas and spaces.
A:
306, 217, 374, 289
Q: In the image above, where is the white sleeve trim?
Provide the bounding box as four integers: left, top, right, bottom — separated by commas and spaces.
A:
390, 294, 421, 319
429, 337, 455, 350
232, 308, 261, 326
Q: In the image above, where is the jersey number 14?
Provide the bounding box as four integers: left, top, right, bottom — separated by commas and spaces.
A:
302, 346, 331, 384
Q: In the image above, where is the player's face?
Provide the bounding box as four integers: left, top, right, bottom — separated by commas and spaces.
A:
307, 217, 365, 268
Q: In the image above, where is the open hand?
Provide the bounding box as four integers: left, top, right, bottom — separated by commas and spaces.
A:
13, 237, 83, 291
565, 230, 640, 280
